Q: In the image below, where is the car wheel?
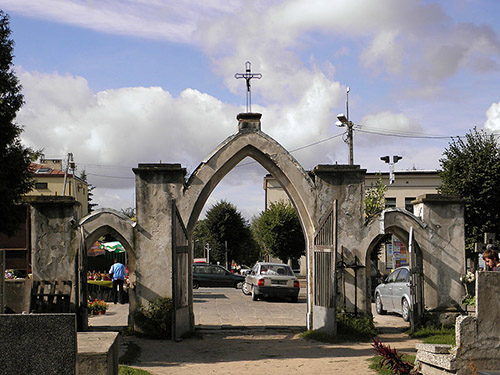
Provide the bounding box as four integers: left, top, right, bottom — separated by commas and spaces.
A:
193, 280, 200, 289
402, 298, 410, 322
235, 281, 243, 289
252, 286, 259, 301
376, 294, 386, 315
242, 282, 251, 295
290, 295, 298, 303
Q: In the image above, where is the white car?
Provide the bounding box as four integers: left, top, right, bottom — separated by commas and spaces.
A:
374, 266, 412, 321
242, 262, 300, 302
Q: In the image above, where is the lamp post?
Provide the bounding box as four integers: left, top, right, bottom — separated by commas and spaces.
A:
380, 155, 403, 184
336, 86, 355, 165
336, 113, 354, 165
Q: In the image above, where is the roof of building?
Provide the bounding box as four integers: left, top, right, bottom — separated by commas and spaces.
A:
30, 163, 66, 176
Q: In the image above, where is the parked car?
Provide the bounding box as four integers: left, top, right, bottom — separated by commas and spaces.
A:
374, 266, 411, 321
192, 263, 245, 289
242, 262, 300, 302
239, 265, 251, 275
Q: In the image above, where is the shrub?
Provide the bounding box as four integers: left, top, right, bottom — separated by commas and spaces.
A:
132, 297, 173, 339
337, 312, 378, 338
371, 337, 418, 375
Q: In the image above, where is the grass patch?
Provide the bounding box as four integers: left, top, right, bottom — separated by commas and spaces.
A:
119, 365, 153, 375
367, 355, 416, 375
407, 325, 455, 346
300, 312, 378, 343
119, 341, 141, 365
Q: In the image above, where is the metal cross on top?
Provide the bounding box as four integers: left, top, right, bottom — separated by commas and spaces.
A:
234, 61, 262, 113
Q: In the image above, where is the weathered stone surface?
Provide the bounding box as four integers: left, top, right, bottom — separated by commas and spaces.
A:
416, 351, 457, 370
0, 313, 76, 374
416, 343, 453, 354
77, 332, 119, 375
477, 272, 500, 339
418, 362, 456, 375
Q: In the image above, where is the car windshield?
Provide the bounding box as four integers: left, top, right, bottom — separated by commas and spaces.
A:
259, 265, 293, 276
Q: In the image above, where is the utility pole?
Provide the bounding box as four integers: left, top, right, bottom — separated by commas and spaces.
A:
336, 86, 354, 165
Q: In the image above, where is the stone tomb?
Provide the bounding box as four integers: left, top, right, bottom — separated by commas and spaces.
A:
416, 271, 500, 374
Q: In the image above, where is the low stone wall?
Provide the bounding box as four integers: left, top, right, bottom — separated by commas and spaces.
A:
0, 313, 77, 374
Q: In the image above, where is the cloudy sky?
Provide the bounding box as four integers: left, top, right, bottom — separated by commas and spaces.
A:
3, 0, 500, 220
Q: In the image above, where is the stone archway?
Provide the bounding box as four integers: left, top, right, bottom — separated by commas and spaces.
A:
131, 113, 366, 337
359, 197, 465, 323
26, 114, 466, 337
79, 209, 137, 313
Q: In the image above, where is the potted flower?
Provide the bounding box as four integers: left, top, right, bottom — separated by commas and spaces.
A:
460, 271, 476, 313
88, 299, 108, 315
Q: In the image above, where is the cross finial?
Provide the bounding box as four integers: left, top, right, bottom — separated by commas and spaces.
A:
234, 61, 262, 113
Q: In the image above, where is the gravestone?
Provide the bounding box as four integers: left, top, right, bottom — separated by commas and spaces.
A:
0, 313, 77, 374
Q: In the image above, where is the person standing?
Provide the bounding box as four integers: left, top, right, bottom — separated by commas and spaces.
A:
109, 259, 126, 304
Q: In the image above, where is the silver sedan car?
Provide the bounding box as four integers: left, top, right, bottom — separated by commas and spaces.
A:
374, 266, 411, 321
242, 262, 300, 302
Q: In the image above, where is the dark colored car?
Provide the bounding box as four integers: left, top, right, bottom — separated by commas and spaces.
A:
192, 263, 245, 289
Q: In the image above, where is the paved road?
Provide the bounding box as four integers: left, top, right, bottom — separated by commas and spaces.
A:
90, 287, 417, 375
193, 286, 307, 328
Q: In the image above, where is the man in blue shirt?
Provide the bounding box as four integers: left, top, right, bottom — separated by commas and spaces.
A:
109, 259, 126, 304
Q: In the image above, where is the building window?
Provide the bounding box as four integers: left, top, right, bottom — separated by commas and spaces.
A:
34, 182, 48, 189
385, 198, 396, 208
405, 197, 416, 212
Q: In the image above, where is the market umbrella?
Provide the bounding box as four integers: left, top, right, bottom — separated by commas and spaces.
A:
100, 241, 125, 253
87, 241, 105, 257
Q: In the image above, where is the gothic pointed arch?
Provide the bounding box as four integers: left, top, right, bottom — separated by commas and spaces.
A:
79, 209, 136, 258
180, 129, 317, 241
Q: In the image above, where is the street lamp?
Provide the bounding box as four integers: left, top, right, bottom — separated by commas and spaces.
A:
335, 86, 355, 165
380, 155, 403, 184
336, 113, 354, 165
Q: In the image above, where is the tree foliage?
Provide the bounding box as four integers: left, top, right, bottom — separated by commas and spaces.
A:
80, 170, 98, 213
0, 12, 37, 236
439, 128, 500, 253
252, 200, 305, 263
365, 174, 387, 219
195, 200, 259, 266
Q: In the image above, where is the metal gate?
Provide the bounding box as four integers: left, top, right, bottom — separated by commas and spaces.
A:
408, 226, 423, 331
172, 200, 191, 340
312, 201, 337, 333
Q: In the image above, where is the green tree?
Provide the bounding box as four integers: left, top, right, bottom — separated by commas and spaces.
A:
200, 200, 258, 266
80, 170, 98, 213
439, 127, 500, 254
0, 12, 37, 236
365, 174, 387, 219
252, 200, 305, 263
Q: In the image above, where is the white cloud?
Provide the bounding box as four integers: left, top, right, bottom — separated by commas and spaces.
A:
485, 102, 500, 132
18, 70, 238, 185
6, 0, 500, 96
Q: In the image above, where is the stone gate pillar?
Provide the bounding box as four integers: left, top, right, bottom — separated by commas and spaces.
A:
26, 196, 80, 308
132, 164, 189, 311
310, 165, 367, 323
413, 194, 465, 318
